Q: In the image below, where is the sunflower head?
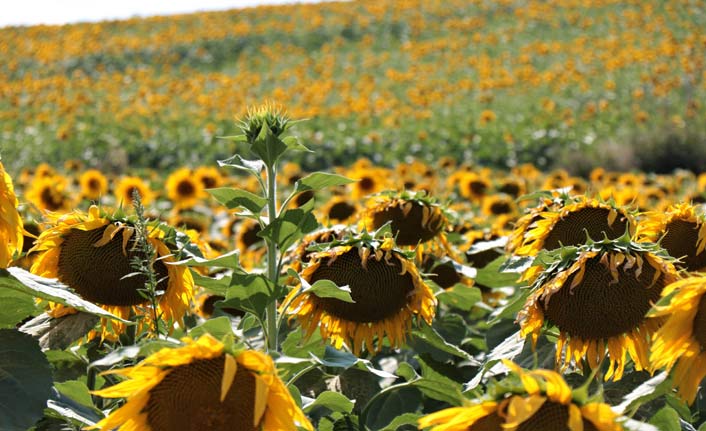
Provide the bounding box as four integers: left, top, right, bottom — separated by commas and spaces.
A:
515, 195, 636, 257
115, 176, 154, 207
481, 193, 518, 217
318, 195, 360, 226
518, 237, 679, 381
360, 192, 448, 247
458, 172, 491, 202
194, 165, 224, 190
92, 335, 313, 431
346, 166, 391, 200
284, 232, 436, 355
30, 206, 194, 340
636, 202, 706, 271
26, 175, 72, 213
418, 360, 624, 431
166, 168, 206, 210
79, 169, 109, 201
0, 161, 23, 267
238, 102, 290, 141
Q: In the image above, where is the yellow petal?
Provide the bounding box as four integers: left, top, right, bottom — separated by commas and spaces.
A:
220, 354, 237, 402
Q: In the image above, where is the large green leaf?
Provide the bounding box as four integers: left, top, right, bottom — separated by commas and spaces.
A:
304, 391, 354, 414
436, 283, 481, 311
474, 256, 522, 288
0, 284, 39, 328
208, 187, 267, 213
293, 172, 354, 193
258, 207, 318, 251
1, 268, 130, 323
409, 322, 478, 364
0, 329, 53, 431
648, 407, 681, 431
305, 279, 355, 303
217, 154, 265, 176
172, 249, 241, 269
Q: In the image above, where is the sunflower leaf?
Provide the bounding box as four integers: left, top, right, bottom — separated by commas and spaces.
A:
0, 284, 40, 328
304, 391, 354, 414
409, 322, 479, 364
293, 172, 355, 194
172, 248, 240, 269
474, 256, 523, 288
217, 154, 264, 175
1, 268, 131, 323
648, 406, 682, 431
0, 329, 53, 431
208, 187, 267, 213
305, 279, 355, 303
436, 283, 481, 311
260, 208, 318, 251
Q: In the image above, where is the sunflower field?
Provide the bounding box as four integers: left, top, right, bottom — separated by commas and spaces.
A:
2, 1, 706, 431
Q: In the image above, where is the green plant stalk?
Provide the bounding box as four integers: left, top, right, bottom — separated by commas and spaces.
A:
266, 162, 279, 353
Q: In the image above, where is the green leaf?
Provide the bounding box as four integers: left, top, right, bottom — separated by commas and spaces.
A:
648, 406, 681, 431
53, 380, 93, 408
474, 256, 522, 288
379, 413, 422, 431
364, 388, 421, 431
173, 249, 240, 269
208, 187, 267, 213
0, 284, 39, 328
1, 268, 131, 323
0, 329, 53, 431
436, 284, 481, 311
259, 207, 318, 251
217, 154, 265, 175
311, 346, 395, 379
90, 340, 176, 368
498, 255, 536, 273
304, 391, 354, 414
188, 316, 234, 340
306, 279, 355, 303
282, 325, 325, 358
251, 126, 288, 166
191, 272, 231, 296
294, 172, 354, 193
396, 362, 418, 381
282, 136, 312, 152
221, 271, 273, 317
413, 356, 464, 405
409, 322, 479, 364
613, 372, 670, 415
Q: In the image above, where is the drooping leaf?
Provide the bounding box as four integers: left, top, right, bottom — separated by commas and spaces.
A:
305, 279, 355, 303
0, 285, 39, 328
172, 249, 240, 269
208, 187, 267, 213
293, 172, 354, 194
0, 329, 53, 431
409, 322, 479, 364
217, 154, 265, 176
436, 284, 481, 311
2, 268, 130, 323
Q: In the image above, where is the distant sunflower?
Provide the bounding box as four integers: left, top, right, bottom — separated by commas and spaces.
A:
516, 196, 635, 257
236, 219, 266, 270
79, 169, 108, 201
166, 168, 205, 210
26, 176, 72, 213
418, 360, 623, 431
318, 195, 360, 226
194, 166, 224, 190
519, 240, 678, 381
497, 176, 526, 198
283, 236, 436, 355
637, 203, 706, 271
0, 161, 23, 268
347, 167, 390, 200
92, 335, 313, 431
481, 194, 517, 217
30, 206, 193, 340
650, 276, 706, 404
458, 172, 491, 203
115, 176, 154, 207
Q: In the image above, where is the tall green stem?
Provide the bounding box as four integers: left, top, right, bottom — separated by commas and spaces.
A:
266, 163, 279, 352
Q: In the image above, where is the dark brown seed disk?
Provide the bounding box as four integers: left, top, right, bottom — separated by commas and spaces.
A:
466, 411, 503, 431
543, 252, 666, 340
660, 219, 706, 271
370, 201, 443, 246
145, 356, 257, 431
240, 224, 263, 249
40, 187, 64, 211
328, 201, 357, 222
176, 179, 196, 198
309, 247, 413, 322
200, 175, 218, 189
490, 200, 513, 215
542, 207, 629, 250
359, 177, 375, 192
692, 294, 706, 351
468, 180, 488, 197
57, 226, 169, 306
466, 248, 502, 269
294, 190, 315, 207
499, 181, 521, 197
430, 262, 461, 289
516, 401, 569, 431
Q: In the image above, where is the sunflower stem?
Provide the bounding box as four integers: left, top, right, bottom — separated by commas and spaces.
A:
266, 162, 279, 353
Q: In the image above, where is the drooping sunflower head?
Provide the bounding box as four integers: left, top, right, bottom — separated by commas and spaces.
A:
360, 191, 449, 250
516, 195, 636, 257
166, 168, 206, 210
30, 206, 194, 340
115, 175, 154, 207
285, 226, 349, 274
92, 335, 313, 431
650, 276, 706, 404
418, 360, 625, 431
636, 202, 706, 272
0, 161, 23, 268
79, 169, 109, 201
26, 175, 72, 213
284, 233, 436, 355
518, 238, 679, 381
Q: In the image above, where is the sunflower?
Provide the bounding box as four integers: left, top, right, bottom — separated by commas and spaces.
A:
418, 360, 624, 431
166, 168, 205, 210
30, 206, 193, 340
497, 176, 526, 198
115, 176, 154, 207
360, 193, 448, 248
26, 176, 72, 213
516, 196, 635, 258
481, 194, 518, 217
1, 161, 23, 268
194, 165, 224, 190
650, 276, 706, 404
346, 166, 390, 200
518, 240, 679, 381
92, 335, 313, 431
636, 202, 706, 272
79, 169, 109, 201
318, 195, 360, 226
283, 235, 436, 355
236, 219, 266, 270
458, 172, 491, 203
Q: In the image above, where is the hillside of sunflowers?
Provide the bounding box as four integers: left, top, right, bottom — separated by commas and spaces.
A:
2, 1, 706, 431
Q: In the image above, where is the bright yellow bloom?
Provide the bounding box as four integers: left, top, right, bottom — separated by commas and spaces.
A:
0, 161, 23, 267
92, 335, 313, 431
166, 168, 206, 210
79, 169, 109, 201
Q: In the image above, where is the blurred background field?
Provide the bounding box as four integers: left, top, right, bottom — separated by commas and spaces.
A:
0, 0, 704, 175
